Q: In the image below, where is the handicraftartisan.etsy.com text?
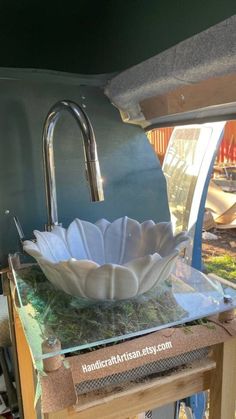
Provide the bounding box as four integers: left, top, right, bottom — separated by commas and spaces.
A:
82, 341, 173, 373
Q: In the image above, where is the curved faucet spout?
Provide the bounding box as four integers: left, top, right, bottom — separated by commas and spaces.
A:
43, 100, 104, 231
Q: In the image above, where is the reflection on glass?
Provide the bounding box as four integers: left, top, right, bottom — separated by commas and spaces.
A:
163, 127, 204, 232
9, 254, 236, 362
163, 123, 225, 235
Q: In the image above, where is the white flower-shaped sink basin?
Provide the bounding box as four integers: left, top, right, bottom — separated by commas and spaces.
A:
23, 217, 190, 301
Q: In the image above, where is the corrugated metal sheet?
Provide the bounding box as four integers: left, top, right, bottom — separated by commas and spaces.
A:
148, 121, 236, 165
147, 127, 173, 165
218, 120, 236, 164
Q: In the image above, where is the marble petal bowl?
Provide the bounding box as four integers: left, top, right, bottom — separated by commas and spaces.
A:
23, 217, 190, 301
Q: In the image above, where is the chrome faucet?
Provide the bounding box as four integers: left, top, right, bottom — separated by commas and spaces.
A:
43, 100, 104, 231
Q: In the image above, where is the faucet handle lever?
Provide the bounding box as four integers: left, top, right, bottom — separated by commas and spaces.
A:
85, 166, 89, 182
13, 216, 36, 246
13, 216, 26, 242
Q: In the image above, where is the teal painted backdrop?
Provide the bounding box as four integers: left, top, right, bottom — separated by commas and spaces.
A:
0, 70, 170, 266
0, 1, 235, 73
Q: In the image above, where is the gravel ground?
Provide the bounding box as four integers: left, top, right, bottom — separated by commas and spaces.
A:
202, 228, 236, 260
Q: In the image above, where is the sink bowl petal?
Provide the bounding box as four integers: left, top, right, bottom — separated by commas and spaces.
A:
85, 264, 139, 300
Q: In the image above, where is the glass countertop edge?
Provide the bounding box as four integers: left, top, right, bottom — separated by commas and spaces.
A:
17, 298, 235, 361
13, 288, 236, 362
9, 257, 236, 361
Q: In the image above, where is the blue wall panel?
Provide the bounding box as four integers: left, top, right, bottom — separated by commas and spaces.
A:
0, 71, 170, 265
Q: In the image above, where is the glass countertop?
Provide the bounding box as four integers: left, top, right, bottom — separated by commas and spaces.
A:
9, 254, 236, 363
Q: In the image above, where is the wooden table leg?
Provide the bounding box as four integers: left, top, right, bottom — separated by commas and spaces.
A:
209, 339, 236, 419
13, 311, 37, 419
